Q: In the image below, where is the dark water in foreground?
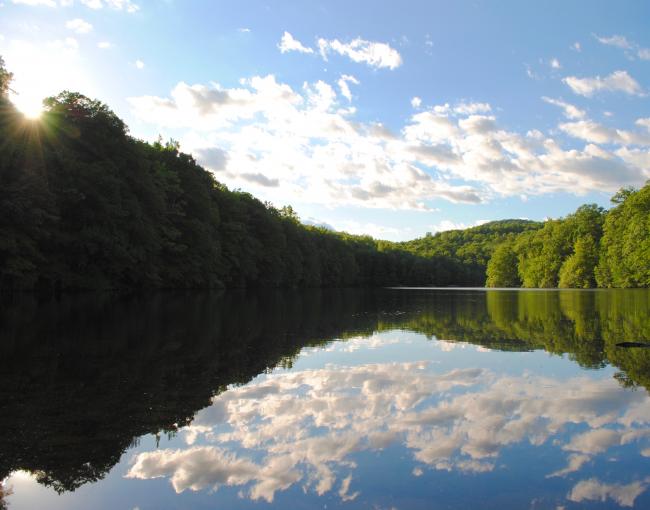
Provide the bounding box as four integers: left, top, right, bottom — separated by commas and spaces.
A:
1, 288, 650, 509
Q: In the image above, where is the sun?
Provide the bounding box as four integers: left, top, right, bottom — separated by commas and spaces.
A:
11, 93, 43, 119
3, 38, 91, 121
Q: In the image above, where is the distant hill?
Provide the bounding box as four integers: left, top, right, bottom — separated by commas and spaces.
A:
399, 219, 543, 285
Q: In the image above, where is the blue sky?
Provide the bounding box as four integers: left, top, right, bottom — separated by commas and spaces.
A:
2, 0, 650, 240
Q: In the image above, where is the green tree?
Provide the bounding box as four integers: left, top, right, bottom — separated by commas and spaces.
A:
486, 242, 520, 287
596, 183, 650, 287
558, 235, 598, 288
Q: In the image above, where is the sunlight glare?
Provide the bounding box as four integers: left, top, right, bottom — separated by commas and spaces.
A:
12, 92, 43, 119
3, 38, 95, 121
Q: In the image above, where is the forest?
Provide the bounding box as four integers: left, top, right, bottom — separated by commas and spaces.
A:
0, 57, 648, 292
484, 186, 650, 288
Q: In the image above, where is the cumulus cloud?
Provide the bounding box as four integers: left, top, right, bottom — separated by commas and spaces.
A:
550, 58, 561, 69
135, 59, 144, 69
568, 477, 650, 507
240, 172, 279, 187
411, 96, 422, 108
194, 147, 228, 172
563, 70, 644, 97
65, 18, 92, 34
278, 31, 313, 54
559, 119, 650, 146
453, 102, 492, 115
542, 96, 585, 120
129, 77, 484, 210
317, 37, 402, 69
130, 74, 650, 210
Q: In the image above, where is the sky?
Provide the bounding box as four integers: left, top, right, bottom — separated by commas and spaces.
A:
1, 0, 649, 241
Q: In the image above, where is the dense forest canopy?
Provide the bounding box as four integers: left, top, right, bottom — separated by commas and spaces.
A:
485, 190, 650, 289
0, 58, 648, 291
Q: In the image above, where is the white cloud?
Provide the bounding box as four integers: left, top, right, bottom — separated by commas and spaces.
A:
572, 42, 582, 52
429, 219, 490, 233
129, 74, 650, 210
563, 428, 622, 454
97, 41, 112, 49
637, 118, 650, 131
411, 96, 422, 108
559, 120, 650, 146
333, 221, 401, 239
135, 59, 144, 69
550, 58, 561, 69
595, 34, 633, 49
129, 77, 483, 210
317, 37, 402, 70
238, 27, 251, 33
563, 70, 644, 97
80, 0, 139, 12
337, 74, 359, 102
11, 0, 55, 5
454, 102, 491, 115
594, 34, 650, 61
65, 18, 92, 34
568, 478, 650, 507
278, 31, 313, 54
542, 96, 586, 120
338, 475, 359, 502
547, 454, 591, 478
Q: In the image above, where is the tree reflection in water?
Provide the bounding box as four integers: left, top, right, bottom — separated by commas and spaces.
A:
0, 288, 648, 496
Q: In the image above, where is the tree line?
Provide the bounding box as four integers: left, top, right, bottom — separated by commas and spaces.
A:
1, 57, 647, 291
485, 185, 650, 288
0, 88, 489, 291
0, 57, 531, 292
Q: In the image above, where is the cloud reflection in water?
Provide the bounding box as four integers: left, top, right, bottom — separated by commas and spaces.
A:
126, 361, 650, 505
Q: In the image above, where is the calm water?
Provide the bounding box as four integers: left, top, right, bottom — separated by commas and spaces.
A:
1, 288, 650, 509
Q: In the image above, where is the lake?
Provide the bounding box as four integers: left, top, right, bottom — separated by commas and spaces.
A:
1, 288, 650, 509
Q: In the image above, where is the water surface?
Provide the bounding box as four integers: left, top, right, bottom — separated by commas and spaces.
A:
1, 288, 649, 509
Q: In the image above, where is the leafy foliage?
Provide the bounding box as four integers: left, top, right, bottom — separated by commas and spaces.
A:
401, 220, 543, 285
485, 242, 520, 287
0, 88, 486, 291
595, 184, 650, 287
479, 201, 649, 289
